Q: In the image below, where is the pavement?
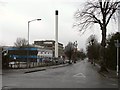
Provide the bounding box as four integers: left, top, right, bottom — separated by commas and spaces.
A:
99, 70, 118, 79
2, 63, 69, 74
2, 61, 118, 79
93, 63, 118, 79
2, 59, 118, 89
1, 63, 70, 90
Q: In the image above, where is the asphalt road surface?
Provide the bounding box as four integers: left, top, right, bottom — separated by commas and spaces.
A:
2, 59, 118, 89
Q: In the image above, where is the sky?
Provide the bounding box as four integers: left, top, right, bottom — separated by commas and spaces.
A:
0, 0, 118, 50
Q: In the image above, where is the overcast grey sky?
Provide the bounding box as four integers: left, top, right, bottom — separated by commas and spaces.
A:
0, 0, 118, 50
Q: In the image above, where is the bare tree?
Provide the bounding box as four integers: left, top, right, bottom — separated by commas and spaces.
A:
64, 42, 74, 64
14, 38, 28, 47
86, 35, 100, 65
74, 0, 120, 72
87, 35, 98, 45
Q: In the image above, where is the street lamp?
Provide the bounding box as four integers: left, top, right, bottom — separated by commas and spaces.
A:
27, 19, 41, 68
28, 19, 41, 46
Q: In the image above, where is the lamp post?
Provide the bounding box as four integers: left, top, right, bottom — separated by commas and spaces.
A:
27, 19, 41, 68
28, 19, 41, 46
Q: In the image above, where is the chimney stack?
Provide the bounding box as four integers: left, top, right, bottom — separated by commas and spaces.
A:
55, 10, 58, 58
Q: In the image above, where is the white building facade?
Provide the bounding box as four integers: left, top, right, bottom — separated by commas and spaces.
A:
37, 48, 53, 58
37, 48, 53, 62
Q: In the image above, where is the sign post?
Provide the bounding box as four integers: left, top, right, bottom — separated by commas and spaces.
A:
115, 40, 120, 77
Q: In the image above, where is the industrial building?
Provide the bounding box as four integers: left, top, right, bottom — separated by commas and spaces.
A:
34, 40, 64, 57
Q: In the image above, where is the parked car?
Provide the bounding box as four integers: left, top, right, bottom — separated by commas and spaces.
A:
64, 60, 69, 63
58, 59, 64, 64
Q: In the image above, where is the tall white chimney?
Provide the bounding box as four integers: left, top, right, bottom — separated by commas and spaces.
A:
55, 10, 58, 58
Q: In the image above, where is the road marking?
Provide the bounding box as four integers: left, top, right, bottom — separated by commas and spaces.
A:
107, 83, 118, 86
111, 84, 117, 86
73, 73, 86, 78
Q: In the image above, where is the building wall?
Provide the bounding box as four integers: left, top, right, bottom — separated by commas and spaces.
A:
34, 40, 64, 57
37, 48, 53, 58
7, 47, 38, 62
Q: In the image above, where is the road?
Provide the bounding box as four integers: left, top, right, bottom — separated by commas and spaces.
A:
2, 59, 118, 89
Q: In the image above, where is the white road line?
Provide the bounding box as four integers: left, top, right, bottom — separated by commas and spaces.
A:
108, 83, 118, 86
73, 73, 86, 78
111, 84, 117, 86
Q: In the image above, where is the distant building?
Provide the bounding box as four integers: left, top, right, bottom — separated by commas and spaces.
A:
1, 46, 12, 68
2, 47, 38, 68
2, 45, 54, 68
34, 40, 64, 57
37, 48, 52, 58
7, 47, 38, 62
32, 44, 53, 59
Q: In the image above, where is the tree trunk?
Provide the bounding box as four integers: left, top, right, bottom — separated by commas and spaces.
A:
101, 25, 107, 47
100, 26, 108, 72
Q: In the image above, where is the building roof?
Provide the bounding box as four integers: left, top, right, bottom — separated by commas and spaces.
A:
34, 40, 63, 46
